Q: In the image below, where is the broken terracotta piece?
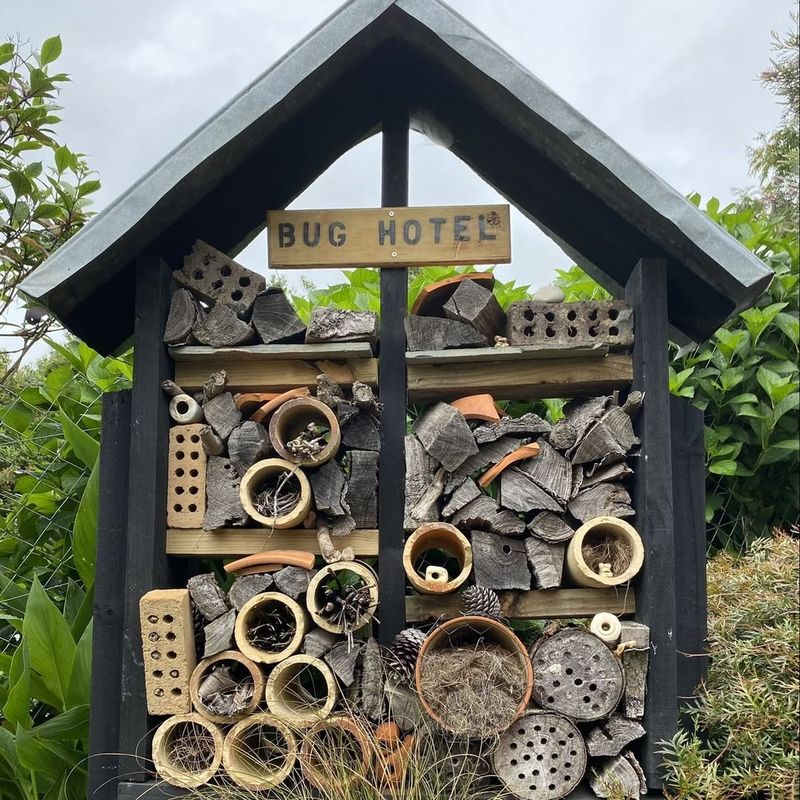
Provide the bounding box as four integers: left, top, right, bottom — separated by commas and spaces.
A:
478, 442, 541, 488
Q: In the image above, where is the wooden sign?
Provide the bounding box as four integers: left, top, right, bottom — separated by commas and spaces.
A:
267, 205, 510, 269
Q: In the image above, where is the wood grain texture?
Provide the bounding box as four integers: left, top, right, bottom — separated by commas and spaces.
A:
407, 354, 632, 401
171, 343, 373, 361
406, 343, 608, 363
406, 587, 636, 622
166, 528, 378, 557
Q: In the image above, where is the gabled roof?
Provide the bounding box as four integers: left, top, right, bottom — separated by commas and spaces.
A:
20, 0, 772, 352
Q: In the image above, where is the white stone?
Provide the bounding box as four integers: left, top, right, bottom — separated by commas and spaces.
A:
532, 284, 566, 303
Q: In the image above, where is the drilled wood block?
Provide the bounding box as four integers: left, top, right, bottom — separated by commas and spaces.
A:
506, 300, 633, 350
139, 589, 196, 715
167, 424, 207, 528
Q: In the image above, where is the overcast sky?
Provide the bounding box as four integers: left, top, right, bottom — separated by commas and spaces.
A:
6, 0, 791, 295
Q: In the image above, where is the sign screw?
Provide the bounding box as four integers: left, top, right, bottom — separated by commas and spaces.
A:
391, 252, 398, 258
388, 210, 395, 217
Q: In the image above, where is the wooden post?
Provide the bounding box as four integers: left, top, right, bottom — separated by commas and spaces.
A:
117, 257, 177, 779
378, 110, 409, 646
670, 396, 708, 711
625, 259, 678, 788
89, 391, 131, 800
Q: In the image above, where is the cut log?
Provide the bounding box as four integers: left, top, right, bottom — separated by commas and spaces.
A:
527, 511, 575, 543
357, 637, 384, 721
228, 574, 274, 611
571, 463, 584, 498
585, 714, 646, 758
582, 461, 634, 488
306, 307, 378, 344
203, 392, 242, 440
251, 288, 306, 344
589, 751, 647, 798
310, 460, 349, 517
163, 288, 199, 345
192, 303, 255, 348
472, 412, 551, 444
548, 421, 577, 451
174, 240, 265, 316
515, 439, 572, 505
203, 608, 236, 658
499, 469, 564, 514
444, 437, 524, 493
345, 450, 379, 528
408, 468, 446, 529
199, 425, 225, 456
204, 456, 248, 530
304, 628, 338, 659
471, 530, 531, 590
442, 279, 506, 341
404, 436, 439, 530
452, 495, 525, 537
568, 483, 635, 523
341, 410, 380, 451
384, 681, 423, 733
620, 622, 650, 720
549, 395, 612, 452
449, 394, 501, 421
203, 370, 228, 402
412, 403, 478, 472
187, 574, 230, 621
273, 566, 314, 599
570, 406, 640, 464
325, 641, 363, 687
352, 381, 380, 412
336, 400, 360, 427
524, 538, 565, 589
411, 272, 495, 317
477, 442, 541, 488
227, 421, 270, 476
331, 514, 357, 537
404, 315, 487, 351
441, 478, 481, 518
161, 379, 185, 398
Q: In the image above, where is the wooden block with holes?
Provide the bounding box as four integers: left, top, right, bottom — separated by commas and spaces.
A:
139, 589, 196, 715
167, 424, 207, 527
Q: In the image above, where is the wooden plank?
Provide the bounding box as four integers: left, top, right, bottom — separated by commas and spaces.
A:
406, 587, 636, 623
174, 357, 378, 392
170, 342, 373, 361
166, 528, 379, 557
118, 783, 185, 800
626, 259, 678, 789
89, 391, 131, 800
406, 343, 608, 364
407, 354, 632, 401
671, 396, 708, 710
267, 204, 510, 268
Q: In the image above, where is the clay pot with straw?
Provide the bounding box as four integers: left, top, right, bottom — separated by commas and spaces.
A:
222, 713, 297, 791
152, 712, 224, 788
269, 397, 341, 466
239, 458, 312, 529
565, 515, 644, 588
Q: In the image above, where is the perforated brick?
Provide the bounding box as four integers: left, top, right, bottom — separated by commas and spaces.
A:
168, 424, 207, 528
139, 589, 196, 715
506, 300, 633, 350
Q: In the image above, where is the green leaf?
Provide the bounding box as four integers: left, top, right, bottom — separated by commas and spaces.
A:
54, 145, 73, 174
31, 704, 89, 741
709, 460, 738, 476
73, 462, 98, 588
67, 624, 92, 708
58, 405, 99, 468
0, 42, 14, 65
3, 641, 32, 730
756, 366, 789, 405
40, 36, 63, 66
775, 312, 799, 348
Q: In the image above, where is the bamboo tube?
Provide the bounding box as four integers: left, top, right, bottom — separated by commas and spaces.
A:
264, 654, 338, 724
305, 561, 379, 634
234, 592, 308, 665
222, 713, 297, 790
169, 394, 204, 424
269, 396, 341, 466
152, 713, 223, 789
590, 612, 622, 645
566, 516, 644, 588
403, 523, 472, 594
239, 458, 312, 529
298, 716, 372, 792
189, 650, 264, 724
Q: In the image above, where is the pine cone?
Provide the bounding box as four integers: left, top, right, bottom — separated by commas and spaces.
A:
384, 627, 426, 685
462, 586, 502, 619
190, 600, 205, 661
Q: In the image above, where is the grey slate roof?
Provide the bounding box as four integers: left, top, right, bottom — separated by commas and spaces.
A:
20, 0, 772, 352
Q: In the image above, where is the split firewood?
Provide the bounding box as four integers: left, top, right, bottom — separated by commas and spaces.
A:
404, 315, 487, 351
413, 402, 478, 472
472, 412, 551, 444
570, 405, 639, 464
306, 307, 378, 344
622, 390, 644, 418
404, 436, 439, 529
331, 514, 357, 537
452, 494, 525, 536
273, 566, 313, 599
549, 395, 612, 452
358, 638, 385, 721
586, 714, 646, 758
228, 573, 274, 611
316, 374, 345, 408
341, 411, 380, 451
515, 438, 572, 505
619, 622, 650, 719
571, 463, 584, 498
192, 303, 255, 348
499, 468, 563, 514
204, 456, 248, 530
441, 477, 481, 517
202, 370, 228, 403
471, 530, 531, 590
227, 421, 270, 476
345, 450, 379, 527
187, 574, 230, 621
317, 526, 355, 563
203, 609, 236, 658
527, 511, 575, 543
409, 468, 446, 524
250, 288, 306, 343
444, 436, 524, 493
442, 278, 506, 341
568, 482, 635, 523
352, 381, 381, 413
524, 538, 565, 589
303, 627, 338, 659
336, 400, 360, 427
582, 461, 634, 488
384, 680, 423, 733
163, 287, 200, 345
309, 460, 349, 517
590, 751, 647, 798
161, 379, 185, 398
199, 425, 225, 456
325, 640, 363, 686
203, 392, 242, 440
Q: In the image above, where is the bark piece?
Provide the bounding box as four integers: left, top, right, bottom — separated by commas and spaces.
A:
251, 288, 306, 343
357, 637, 385, 721
471, 530, 531, 590
345, 450, 379, 527
341, 410, 380, 451
568, 482, 634, 523
306, 307, 378, 344
384, 681, 423, 733
452, 495, 525, 536
620, 622, 650, 720
571, 406, 640, 464
500, 468, 564, 514
310, 460, 349, 516
404, 315, 487, 351
331, 514, 357, 537
325, 640, 363, 687
316, 374, 345, 408
161, 379, 185, 398
187, 573, 229, 621
199, 425, 225, 456
192, 302, 255, 348
549, 395, 612, 451
442, 279, 506, 340
174, 240, 265, 316
444, 436, 524, 493
524, 538, 565, 589
273, 566, 313, 599
473, 412, 551, 444
203, 392, 242, 441
317, 526, 354, 563
590, 751, 647, 798
204, 456, 248, 530
203, 370, 228, 402
404, 436, 440, 530
582, 461, 634, 488
352, 381, 380, 412
304, 627, 338, 659
413, 402, 478, 472
515, 438, 572, 505
163, 288, 199, 344
586, 714, 646, 757
228, 574, 274, 611
441, 478, 481, 517
203, 608, 236, 658
527, 511, 575, 543
227, 421, 270, 476
622, 390, 644, 418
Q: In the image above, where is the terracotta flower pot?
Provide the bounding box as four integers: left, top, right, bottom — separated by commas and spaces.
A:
403, 522, 473, 594
269, 396, 341, 466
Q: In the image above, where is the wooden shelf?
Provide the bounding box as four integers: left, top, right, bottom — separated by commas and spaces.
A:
407, 353, 633, 401
406, 343, 609, 364
170, 343, 374, 361
405, 587, 635, 622
166, 528, 378, 558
